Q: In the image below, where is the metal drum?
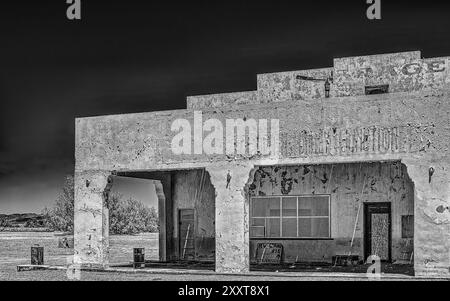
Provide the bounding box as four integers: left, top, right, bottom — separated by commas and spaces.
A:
133, 248, 145, 269
31, 245, 44, 265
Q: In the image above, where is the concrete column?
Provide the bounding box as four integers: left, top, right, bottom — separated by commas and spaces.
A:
404, 159, 450, 278
206, 163, 254, 274
74, 170, 111, 269
154, 179, 168, 262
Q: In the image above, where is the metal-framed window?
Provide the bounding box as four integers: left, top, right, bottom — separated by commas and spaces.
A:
250, 195, 331, 239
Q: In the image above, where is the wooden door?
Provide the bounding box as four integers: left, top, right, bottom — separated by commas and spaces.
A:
364, 203, 391, 262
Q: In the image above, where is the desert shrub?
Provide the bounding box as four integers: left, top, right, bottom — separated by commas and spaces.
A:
24, 216, 46, 228
42, 175, 74, 233
109, 193, 159, 235
0, 217, 12, 228
42, 175, 159, 235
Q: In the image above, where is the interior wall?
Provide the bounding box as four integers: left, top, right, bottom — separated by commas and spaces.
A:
172, 169, 216, 262
248, 161, 414, 263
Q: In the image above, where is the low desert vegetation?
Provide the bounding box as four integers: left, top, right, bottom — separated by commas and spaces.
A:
42, 175, 159, 235
42, 176, 74, 233
109, 194, 159, 235
0, 218, 12, 228
0, 213, 48, 231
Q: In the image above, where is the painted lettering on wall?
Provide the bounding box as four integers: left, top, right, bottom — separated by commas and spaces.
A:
281, 126, 419, 157
402, 60, 447, 75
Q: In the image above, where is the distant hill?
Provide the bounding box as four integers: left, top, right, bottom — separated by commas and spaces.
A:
0, 213, 47, 229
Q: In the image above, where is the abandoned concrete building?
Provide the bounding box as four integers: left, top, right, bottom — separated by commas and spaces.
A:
74, 51, 450, 277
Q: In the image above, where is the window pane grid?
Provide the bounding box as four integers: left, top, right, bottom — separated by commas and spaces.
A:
279, 197, 282, 237
296, 196, 298, 237
250, 195, 330, 239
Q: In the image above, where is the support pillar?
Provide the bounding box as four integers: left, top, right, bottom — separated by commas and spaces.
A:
404, 159, 450, 278
154, 179, 168, 262
206, 163, 254, 274
74, 170, 111, 269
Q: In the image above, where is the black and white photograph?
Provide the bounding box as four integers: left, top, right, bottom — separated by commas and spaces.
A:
0, 0, 449, 287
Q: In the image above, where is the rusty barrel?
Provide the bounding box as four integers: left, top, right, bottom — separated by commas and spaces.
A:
133, 248, 145, 269
31, 245, 44, 265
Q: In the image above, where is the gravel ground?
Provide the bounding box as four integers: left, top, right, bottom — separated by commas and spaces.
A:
0, 232, 445, 281
3, 266, 420, 281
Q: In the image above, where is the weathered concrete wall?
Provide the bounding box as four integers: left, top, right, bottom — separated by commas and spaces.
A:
75, 88, 450, 275
74, 171, 110, 268
75, 51, 450, 276
75, 88, 450, 169
258, 52, 450, 103
334, 51, 419, 97
206, 163, 254, 273
248, 162, 414, 263
257, 68, 333, 103
187, 91, 258, 110
187, 51, 449, 110
403, 160, 450, 277
172, 169, 215, 261
334, 52, 450, 97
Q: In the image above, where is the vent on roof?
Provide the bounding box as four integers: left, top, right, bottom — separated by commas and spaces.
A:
365, 84, 389, 95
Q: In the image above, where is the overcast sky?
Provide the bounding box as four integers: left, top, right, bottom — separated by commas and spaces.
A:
1, 0, 450, 213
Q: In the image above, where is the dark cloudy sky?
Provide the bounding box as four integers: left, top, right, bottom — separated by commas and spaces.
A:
1, 0, 450, 213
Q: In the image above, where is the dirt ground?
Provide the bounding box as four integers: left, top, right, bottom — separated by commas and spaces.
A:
0, 231, 159, 281
3, 268, 424, 281
0, 231, 431, 281
114, 260, 414, 276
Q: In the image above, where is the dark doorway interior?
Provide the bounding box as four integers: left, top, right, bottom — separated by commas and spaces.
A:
364, 202, 392, 262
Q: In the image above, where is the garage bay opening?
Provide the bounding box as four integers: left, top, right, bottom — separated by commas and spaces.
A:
112, 169, 216, 271
108, 176, 160, 265
248, 161, 415, 276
